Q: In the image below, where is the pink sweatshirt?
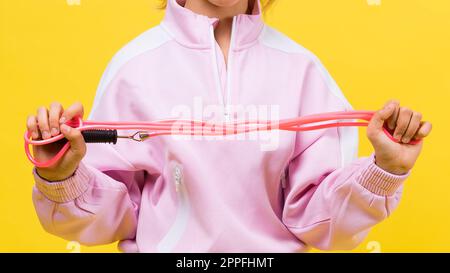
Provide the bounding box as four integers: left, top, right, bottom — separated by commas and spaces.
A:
32, 0, 409, 252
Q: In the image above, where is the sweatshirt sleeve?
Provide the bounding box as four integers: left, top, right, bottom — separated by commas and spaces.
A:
32, 59, 162, 246
282, 56, 409, 250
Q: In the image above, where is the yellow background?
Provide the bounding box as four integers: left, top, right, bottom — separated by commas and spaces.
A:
0, 0, 449, 253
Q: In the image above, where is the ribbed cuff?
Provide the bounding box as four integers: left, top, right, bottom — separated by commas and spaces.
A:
33, 162, 92, 203
357, 154, 410, 196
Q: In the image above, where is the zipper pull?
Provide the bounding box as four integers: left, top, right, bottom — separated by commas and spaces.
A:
280, 171, 287, 189
174, 165, 183, 192
224, 111, 230, 122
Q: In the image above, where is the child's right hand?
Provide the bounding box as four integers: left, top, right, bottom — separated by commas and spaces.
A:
26, 102, 87, 181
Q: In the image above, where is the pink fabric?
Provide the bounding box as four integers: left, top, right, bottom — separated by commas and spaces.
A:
32, 0, 409, 252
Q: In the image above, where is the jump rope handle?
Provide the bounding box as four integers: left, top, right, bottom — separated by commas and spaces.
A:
81, 130, 118, 144
24, 128, 119, 169
62, 117, 118, 144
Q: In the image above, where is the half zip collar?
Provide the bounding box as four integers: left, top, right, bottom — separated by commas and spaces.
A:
161, 0, 264, 50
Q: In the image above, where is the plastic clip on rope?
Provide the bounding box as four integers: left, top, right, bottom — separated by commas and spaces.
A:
24, 110, 421, 168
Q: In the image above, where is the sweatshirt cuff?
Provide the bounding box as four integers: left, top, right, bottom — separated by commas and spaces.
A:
33, 162, 92, 203
357, 154, 410, 196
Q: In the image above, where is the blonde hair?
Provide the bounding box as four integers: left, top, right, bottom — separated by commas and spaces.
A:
158, 0, 275, 10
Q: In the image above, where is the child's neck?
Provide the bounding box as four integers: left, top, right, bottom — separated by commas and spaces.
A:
184, 0, 251, 20
184, 0, 254, 65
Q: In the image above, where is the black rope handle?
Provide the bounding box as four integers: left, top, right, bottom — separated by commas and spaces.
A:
81, 129, 118, 144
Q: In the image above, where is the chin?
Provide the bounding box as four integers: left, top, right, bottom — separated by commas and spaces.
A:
207, 0, 244, 8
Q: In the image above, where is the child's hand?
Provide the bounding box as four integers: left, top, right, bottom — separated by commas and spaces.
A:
26, 102, 87, 181
366, 100, 432, 175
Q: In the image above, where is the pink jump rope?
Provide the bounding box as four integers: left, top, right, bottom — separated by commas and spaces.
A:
24, 110, 420, 168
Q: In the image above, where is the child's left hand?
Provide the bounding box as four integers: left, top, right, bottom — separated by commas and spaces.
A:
366, 100, 432, 175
